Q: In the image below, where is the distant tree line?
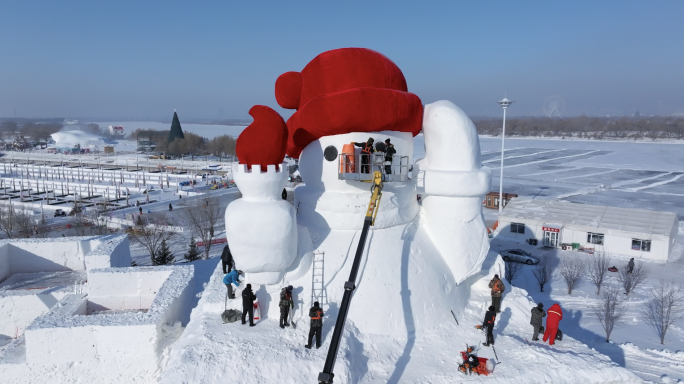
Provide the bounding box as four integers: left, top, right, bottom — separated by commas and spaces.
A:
0, 121, 63, 141
474, 116, 684, 141
131, 128, 236, 158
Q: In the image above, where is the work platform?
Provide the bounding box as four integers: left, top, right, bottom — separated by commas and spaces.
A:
338, 152, 409, 182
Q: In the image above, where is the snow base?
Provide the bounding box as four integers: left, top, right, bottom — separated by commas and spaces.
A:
162, 224, 640, 383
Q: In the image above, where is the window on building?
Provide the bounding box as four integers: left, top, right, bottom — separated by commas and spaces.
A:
511, 222, 525, 234
587, 232, 604, 245
487, 195, 492, 207
632, 239, 651, 252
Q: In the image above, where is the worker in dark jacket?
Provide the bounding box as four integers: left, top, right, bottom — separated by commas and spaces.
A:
384, 139, 397, 174
482, 305, 496, 347
530, 302, 546, 341
282, 188, 287, 200
353, 138, 375, 174
279, 285, 294, 328
221, 244, 234, 274
305, 301, 324, 349
628, 258, 635, 273
241, 283, 257, 326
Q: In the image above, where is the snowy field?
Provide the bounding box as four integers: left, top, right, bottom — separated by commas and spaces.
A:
2, 135, 684, 382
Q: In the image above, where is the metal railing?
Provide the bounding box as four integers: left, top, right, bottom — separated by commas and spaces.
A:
338, 152, 409, 182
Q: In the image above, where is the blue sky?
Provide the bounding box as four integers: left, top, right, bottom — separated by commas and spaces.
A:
0, 1, 682, 119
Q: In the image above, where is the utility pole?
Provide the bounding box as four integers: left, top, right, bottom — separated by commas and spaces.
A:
497, 96, 514, 215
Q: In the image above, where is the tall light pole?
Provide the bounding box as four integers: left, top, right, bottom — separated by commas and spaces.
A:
497, 96, 514, 214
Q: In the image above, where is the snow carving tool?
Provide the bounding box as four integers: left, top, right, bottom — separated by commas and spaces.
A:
450, 310, 459, 325
318, 171, 383, 384
492, 345, 500, 363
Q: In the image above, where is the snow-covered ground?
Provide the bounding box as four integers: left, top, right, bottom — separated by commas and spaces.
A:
467, 137, 684, 383
161, 224, 639, 384
2, 136, 684, 382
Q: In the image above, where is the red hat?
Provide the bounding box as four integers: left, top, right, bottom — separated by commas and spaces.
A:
276, 48, 423, 158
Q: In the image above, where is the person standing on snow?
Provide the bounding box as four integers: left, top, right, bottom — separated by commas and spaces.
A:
282, 188, 287, 200
530, 302, 546, 341
221, 244, 234, 274
488, 274, 505, 313
353, 138, 375, 174
305, 301, 324, 349
543, 303, 563, 345
279, 285, 294, 328
628, 258, 635, 273
482, 305, 496, 347
241, 283, 257, 326
223, 269, 243, 300
169, 203, 173, 211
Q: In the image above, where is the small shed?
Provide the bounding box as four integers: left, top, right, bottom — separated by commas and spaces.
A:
484, 192, 518, 209
497, 199, 679, 262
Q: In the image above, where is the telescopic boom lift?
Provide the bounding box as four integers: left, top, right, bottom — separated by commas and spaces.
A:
317, 171, 383, 384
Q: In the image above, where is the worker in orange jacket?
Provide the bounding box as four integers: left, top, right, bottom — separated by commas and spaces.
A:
543, 303, 563, 345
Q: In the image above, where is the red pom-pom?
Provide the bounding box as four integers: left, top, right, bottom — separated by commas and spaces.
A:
236, 105, 287, 171
275, 71, 302, 110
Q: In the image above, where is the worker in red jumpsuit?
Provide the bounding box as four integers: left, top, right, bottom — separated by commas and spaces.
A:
543, 303, 563, 345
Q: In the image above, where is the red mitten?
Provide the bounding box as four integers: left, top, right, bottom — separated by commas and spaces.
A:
236, 105, 288, 171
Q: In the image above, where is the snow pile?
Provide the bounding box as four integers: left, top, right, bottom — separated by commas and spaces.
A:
50, 130, 109, 148
162, 227, 640, 383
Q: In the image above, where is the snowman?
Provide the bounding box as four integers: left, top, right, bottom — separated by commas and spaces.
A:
225, 48, 491, 325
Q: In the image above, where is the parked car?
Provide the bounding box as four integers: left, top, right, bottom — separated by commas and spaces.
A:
500, 249, 539, 265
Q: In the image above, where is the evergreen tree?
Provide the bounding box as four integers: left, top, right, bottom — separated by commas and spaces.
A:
154, 239, 175, 265
184, 237, 201, 262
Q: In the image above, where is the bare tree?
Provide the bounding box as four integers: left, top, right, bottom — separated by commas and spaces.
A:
557, 257, 586, 294
177, 193, 223, 259
588, 249, 612, 295
126, 213, 176, 265
0, 206, 34, 238
640, 280, 684, 344
617, 260, 649, 295
532, 253, 556, 292
70, 209, 111, 236
591, 287, 627, 342
504, 260, 523, 286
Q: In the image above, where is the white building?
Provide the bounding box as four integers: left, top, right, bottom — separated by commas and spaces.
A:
497, 199, 679, 262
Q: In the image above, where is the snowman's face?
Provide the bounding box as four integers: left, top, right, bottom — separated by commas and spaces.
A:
298, 131, 414, 193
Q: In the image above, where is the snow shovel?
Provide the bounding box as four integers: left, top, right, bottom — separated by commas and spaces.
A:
289, 304, 297, 329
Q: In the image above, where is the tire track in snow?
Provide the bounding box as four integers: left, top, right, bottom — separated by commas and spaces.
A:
623, 173, 684, 192
482, 149, 566, 164
518, 167, 580, 178
555, 169, 619, 180
610, 172, 672, 188
489, 150, 603, 169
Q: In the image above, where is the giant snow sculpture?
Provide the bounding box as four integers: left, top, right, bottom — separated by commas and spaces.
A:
225, 47, 490, 286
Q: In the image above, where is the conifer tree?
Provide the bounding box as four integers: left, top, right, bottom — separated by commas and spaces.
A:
154, 239, 175, 265
184, 237, 201, 262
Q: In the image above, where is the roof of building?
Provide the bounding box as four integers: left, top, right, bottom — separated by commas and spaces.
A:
486, 192, 518, 199
500, 199, 678, 238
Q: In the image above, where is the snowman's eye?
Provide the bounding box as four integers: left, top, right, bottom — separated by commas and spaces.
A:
324, 145, 338, 162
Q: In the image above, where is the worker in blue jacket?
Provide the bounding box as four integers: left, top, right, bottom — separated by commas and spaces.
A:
223, 269, 243, 300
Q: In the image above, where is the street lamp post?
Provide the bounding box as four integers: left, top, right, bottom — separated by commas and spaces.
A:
497, 96, 514, 215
